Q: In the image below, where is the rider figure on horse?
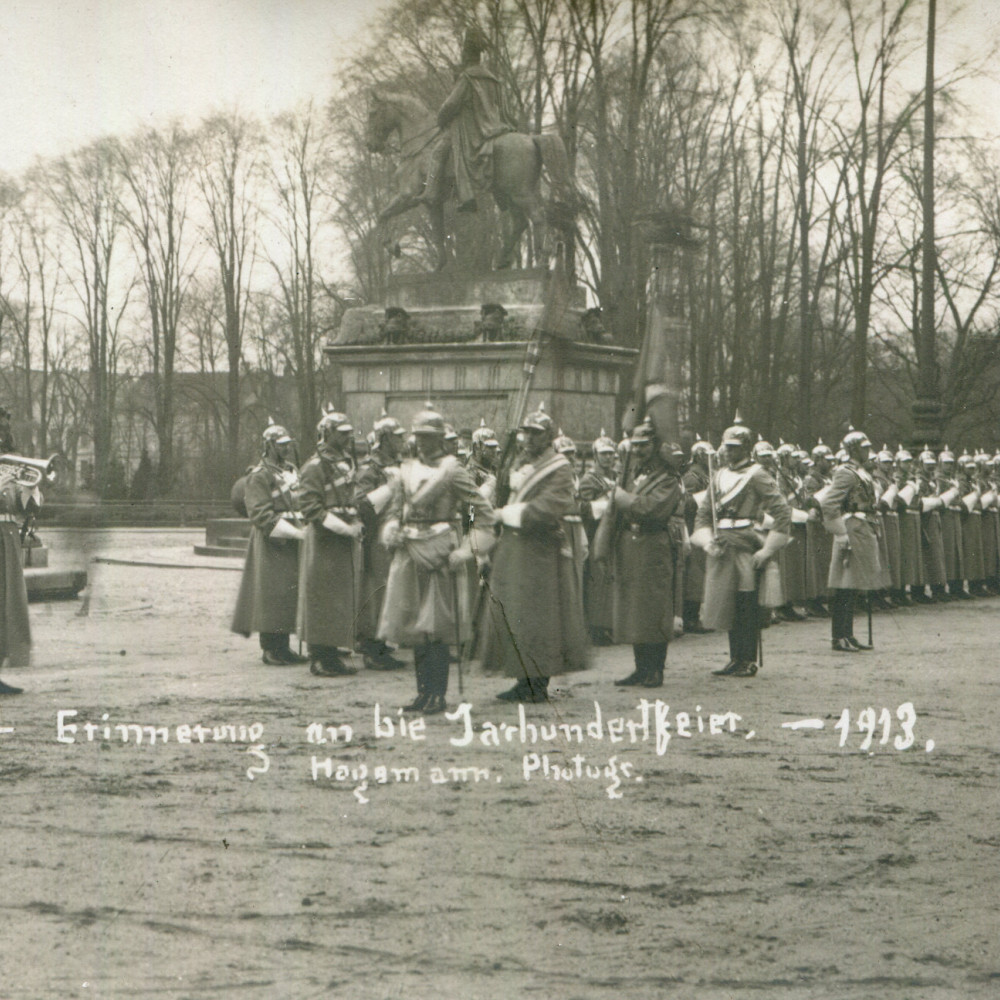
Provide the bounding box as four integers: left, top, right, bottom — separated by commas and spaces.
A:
422, 26, 515, 213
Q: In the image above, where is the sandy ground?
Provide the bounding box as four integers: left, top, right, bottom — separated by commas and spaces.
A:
0, 528, 997, 999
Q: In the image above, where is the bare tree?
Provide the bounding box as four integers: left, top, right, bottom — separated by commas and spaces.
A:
116, 122, 199, 494
196, 111, 261, 481
44, 138, 133, 494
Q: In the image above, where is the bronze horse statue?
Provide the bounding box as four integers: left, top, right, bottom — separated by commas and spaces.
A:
366, 90, 575, 271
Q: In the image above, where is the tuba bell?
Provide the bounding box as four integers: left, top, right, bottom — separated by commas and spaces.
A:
0, 453, 59, 488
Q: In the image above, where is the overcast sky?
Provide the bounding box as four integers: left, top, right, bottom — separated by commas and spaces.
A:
0, 0, 382, 175
0, 0, 997, 178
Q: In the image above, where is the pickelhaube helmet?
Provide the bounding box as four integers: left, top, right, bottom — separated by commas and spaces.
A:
553, 429, 577, 455
752, 436, 775, 460
630, 417, 657, 444
776, 439, 796, 459
691, 434, 714, 458
974, 448, 991, 465
721, 413, 752, 449
958, 449, 975, 469
877, 444, 894, 463
373, 408, 405, 439
896, 444, 913, 463
520, 402, 554, 434
918, 445, 937, 465
938, 445, 955, 464
592, 428, 616, 454
835, 448, 849, 464
443, 423, 459, 442
841, 426, 868, 451
317, 406, 352, 437
992, 451, 1000, 467
471, 418, 499, 449
811, 439, 833, 460
262, 418, 292, 447
411, 401, 446, 435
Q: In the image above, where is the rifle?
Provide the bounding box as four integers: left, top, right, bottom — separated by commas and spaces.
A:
495, 247, 568, 505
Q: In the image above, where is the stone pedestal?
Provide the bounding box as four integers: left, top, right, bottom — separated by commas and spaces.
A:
327, 268, 637, 440
333, 268, 591, 346
326, 339, 636, 442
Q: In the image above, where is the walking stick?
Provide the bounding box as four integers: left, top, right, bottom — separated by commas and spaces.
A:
867, 591, 874, 649
451, 568, 465, 697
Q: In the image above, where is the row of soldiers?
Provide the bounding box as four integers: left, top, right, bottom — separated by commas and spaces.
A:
231, 403, 998, 705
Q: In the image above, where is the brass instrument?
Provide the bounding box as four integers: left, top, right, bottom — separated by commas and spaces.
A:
0, 453, 59, 488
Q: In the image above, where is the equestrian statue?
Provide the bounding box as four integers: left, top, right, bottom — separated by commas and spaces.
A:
366, 27, 575, 271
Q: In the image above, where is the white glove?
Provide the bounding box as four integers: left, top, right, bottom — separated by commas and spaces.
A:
323, 512, 362, 539
270, 517, 304, 542
500, 503, 526, 528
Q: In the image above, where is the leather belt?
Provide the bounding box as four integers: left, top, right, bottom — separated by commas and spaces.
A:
717, 518, 752, 529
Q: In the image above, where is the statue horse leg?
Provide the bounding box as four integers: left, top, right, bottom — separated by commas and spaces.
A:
492, 135, 544, 269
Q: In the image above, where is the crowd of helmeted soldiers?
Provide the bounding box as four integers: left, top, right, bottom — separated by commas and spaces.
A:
231, 401, 1000, 710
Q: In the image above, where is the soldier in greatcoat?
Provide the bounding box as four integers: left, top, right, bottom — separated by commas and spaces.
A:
578, 430, 617, 644
820, 430, 882, 652
231, 422, 308, 665
355, 411, 407, 671
378, 405, 495, 714
0, 405, 35, 695
916, 447, 948, 601
803, 442, 834, 616
957, 451, 986, 596
873, 445, 903, 606
480, 404, 589, 702
691, 418, 791, 678
605, 419, 685, 688
936, 448, 968, 599
297, 410, 364, 677
465, 419, 500, 502
894, 447, 927, 603
774, 441, 809, 621
681, 437, 713, 634
977, 451, 1000, 593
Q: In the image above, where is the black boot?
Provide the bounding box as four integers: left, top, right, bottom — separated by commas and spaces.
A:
526, 676, 550, 702
361, 637, 406, 671
497, 679, 532, 702
714, 628, 742, 675
637, 643, 666, 688
404, 646, 431, 712
423, 641, 450, 714
616, 646, 647, 686
309, 645, 358, 676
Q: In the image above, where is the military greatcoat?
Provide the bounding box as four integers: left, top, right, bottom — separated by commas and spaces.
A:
378, 453, 493, 647
297, 445, 363, 649
693, 460, 792, 631
231, 459, 301, 637
611, 460, 685, 644
0, 481, 31, 667
821, 462, 882, 591
578, 466, 616, 633
479, 448, 589, 680
356, 451, 397, 641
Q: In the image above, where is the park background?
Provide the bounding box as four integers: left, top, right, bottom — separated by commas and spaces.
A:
1, 0, 1000, 504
